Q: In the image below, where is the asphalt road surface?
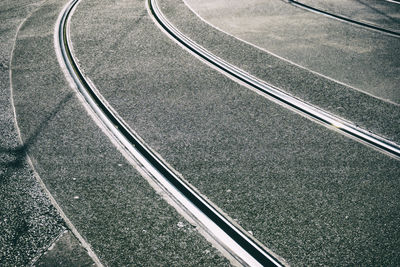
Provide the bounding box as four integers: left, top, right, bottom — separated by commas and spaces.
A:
184, 0, 400, 104
2, 0, 399, 266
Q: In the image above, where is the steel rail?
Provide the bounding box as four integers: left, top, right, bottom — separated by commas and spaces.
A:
149, 0, 400, 160
287, 0, 400, 38
385, 0, 400, 5
56, 0, 284, 266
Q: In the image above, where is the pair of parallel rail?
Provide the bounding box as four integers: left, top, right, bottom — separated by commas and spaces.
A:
56, 0, 399, 266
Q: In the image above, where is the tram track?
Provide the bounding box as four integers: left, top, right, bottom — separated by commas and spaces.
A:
286, 0, 400, 38
55, 0, 399, 265
55, 0, 285, 266
149, 0, 400, 159
385, 0, 400, 5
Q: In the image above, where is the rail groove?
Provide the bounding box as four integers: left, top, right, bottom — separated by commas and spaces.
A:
56, 0, 284, 266
149, 0, 400, 159
287, 0, 400, 38
385, 0, 400, 5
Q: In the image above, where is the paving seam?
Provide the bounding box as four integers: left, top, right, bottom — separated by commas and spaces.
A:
8, 1, 103, 266
7, 1, 65, 265
30, 230, 66, 265
64, 0, 400, 265
287, 0, 400, 37
151, 0, 400, 159
55, 0, 288, 265
182, 0, 399, 107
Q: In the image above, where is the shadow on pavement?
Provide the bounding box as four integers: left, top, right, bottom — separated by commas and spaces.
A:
356, 0, 399, 23
0, 92, 73, 179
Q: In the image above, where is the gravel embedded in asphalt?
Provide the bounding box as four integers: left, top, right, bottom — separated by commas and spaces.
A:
10, 0, 231, 265
295, 0, 400, 33
35, 231, 95, 266
177, 0, 400, 144
70, 0, 400, 265
184, 0, 400, 104
0, 1, 67, 265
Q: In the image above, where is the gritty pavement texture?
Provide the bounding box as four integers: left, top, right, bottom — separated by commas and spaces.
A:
297, 0, 400, 33
10, 0, 230, 266
70, 0, 400, 265
184, 0, 400, 104
0, 0, 67, 265
165, 0, 400, 145
35, 231, 94, 266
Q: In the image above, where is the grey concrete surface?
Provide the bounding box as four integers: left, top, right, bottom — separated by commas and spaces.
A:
164, 0, 400, 145
35, 231, 95, 266
0, 1, 67, 265
10, 0, 230, 266
70, 0, 400, 265
184, 0, 400, 105
297, 0, 400, 33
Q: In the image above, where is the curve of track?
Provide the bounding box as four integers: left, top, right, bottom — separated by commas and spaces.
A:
55, 0, 284, 266
385, 0, 400, 5
149, 0, 400, 159
287, 0, 400, 38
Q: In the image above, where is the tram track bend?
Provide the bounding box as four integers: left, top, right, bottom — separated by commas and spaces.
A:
286, 0, 400, 38
149, 0, 400, 159
55, 0, 400, 265
386, 0, 400, 5
56, 0, 285, 266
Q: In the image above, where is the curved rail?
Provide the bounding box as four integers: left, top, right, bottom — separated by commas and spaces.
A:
385, 0, 400, 5
148, 0, 400, 159
287, 0, 400, 38
55, 0, 284, 266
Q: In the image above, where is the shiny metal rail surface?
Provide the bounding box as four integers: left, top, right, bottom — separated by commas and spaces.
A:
55, 0, 284, 266
149, 0, 400, 160
385, 0, 400, 5
287, 0, 400, 37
